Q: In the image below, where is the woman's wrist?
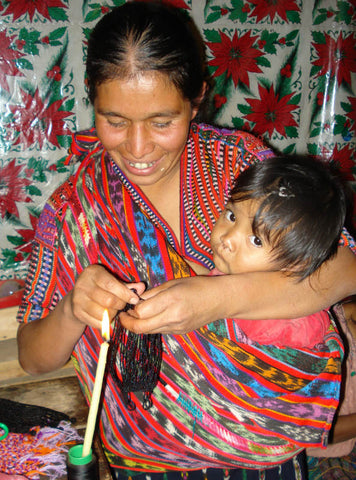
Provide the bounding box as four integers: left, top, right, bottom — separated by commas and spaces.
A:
57, 291, 87, 340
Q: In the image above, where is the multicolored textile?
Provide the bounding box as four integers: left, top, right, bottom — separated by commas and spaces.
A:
1, 1, 356, 283
0, 422, 81, 479
307, 442, 356, 480
111, 450, 308, 480
17, 124, 351, 473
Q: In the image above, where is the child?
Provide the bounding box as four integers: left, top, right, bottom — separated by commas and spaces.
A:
210, 154, 348, 348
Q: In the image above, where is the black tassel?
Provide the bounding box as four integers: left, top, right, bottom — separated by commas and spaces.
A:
109, 300, 162, 410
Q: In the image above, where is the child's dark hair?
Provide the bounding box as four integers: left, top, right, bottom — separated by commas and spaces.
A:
86, 1, 208, 110
231, 155, 347, 280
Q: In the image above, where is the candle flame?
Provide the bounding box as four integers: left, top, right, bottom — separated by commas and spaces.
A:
102, 309, 110, 341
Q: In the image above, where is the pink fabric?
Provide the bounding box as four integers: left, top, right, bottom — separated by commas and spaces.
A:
236, 311, 330, 348
209, 269, 330, 348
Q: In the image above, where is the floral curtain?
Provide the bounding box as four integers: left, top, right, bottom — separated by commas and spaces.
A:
0, 0, 355, 280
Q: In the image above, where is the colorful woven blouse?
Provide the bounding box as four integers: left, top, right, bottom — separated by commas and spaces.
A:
18, 123, 353, 472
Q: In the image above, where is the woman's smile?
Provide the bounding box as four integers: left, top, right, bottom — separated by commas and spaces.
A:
94, 72, 198, 193
128, 160, 157, 170
124, 156, 164, 176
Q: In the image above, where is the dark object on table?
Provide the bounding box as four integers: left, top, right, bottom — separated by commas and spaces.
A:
0, 397, 76, 434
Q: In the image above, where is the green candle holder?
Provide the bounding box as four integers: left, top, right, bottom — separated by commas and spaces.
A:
67, 444, 98, 479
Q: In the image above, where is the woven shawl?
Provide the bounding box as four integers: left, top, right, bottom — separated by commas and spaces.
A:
18, 125, 345, 471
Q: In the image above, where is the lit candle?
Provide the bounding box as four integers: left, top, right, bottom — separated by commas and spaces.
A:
82, 309, 110, 458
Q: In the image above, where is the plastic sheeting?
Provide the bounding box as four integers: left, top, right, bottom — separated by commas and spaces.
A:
0, 0, 355, 280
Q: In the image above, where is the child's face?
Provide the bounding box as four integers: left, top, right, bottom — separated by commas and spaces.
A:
210, 199, 278, 275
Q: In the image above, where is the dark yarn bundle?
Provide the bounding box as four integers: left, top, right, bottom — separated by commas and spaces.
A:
0, 397, 75, 434
109, 301, 162, 411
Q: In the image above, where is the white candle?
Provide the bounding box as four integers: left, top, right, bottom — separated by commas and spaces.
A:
82, 309, 110, 458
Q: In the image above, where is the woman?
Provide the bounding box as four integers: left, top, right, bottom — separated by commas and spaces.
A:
17, 2, 356, 479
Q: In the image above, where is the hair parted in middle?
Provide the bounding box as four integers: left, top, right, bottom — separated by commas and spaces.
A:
86, 1, 209, 111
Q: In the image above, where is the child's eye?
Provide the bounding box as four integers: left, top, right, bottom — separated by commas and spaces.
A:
225, 209, 236, 223
248, 235, 263, 248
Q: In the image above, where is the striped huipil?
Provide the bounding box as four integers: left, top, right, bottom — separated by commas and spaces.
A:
18, 123, 349, 472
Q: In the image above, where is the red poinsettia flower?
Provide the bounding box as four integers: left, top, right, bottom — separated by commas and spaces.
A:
0, 30, 25, 90
8, 88, 73, 149
346, 96, 356, 135
3, 0, 67, 21
244, 83, 298, 137
207, 30, 263, 87
249, 0, 300, 22
330, 144, 355, 181
0, 160, 30, 218
312, 32, 356, 86
214, 94, 227, 109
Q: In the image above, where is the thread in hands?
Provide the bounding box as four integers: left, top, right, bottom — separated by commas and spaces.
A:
109, 292, 162, 410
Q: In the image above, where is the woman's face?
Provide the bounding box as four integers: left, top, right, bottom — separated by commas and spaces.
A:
94, 72, 199, 193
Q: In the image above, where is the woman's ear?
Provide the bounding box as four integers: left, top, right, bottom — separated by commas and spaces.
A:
191, 82, 208, 120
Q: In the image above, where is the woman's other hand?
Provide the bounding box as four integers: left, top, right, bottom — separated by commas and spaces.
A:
68, 264, 145, 330
119, 247, 356, 335
119, 275, 226, 334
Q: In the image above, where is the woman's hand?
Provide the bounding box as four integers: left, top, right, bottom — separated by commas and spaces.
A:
119, 275, 227, 334
17, 264, 145, 374
119, 246, 356, 335
119, 272, 292, 334
68, 264, 145, 330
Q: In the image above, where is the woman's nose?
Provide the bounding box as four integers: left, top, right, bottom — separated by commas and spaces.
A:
126, 123, 154, 158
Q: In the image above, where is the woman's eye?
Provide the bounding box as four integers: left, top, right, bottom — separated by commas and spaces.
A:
108, 119, 126, 128
248, 235, 263, 248
152, 121, 171, 129
225, 209, 235, 222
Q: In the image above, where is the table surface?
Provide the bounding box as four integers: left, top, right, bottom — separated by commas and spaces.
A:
0, 375, 112, 479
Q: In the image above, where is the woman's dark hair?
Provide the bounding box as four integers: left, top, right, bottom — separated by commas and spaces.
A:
230, 155, 347, 280
86, 1, 208, 110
